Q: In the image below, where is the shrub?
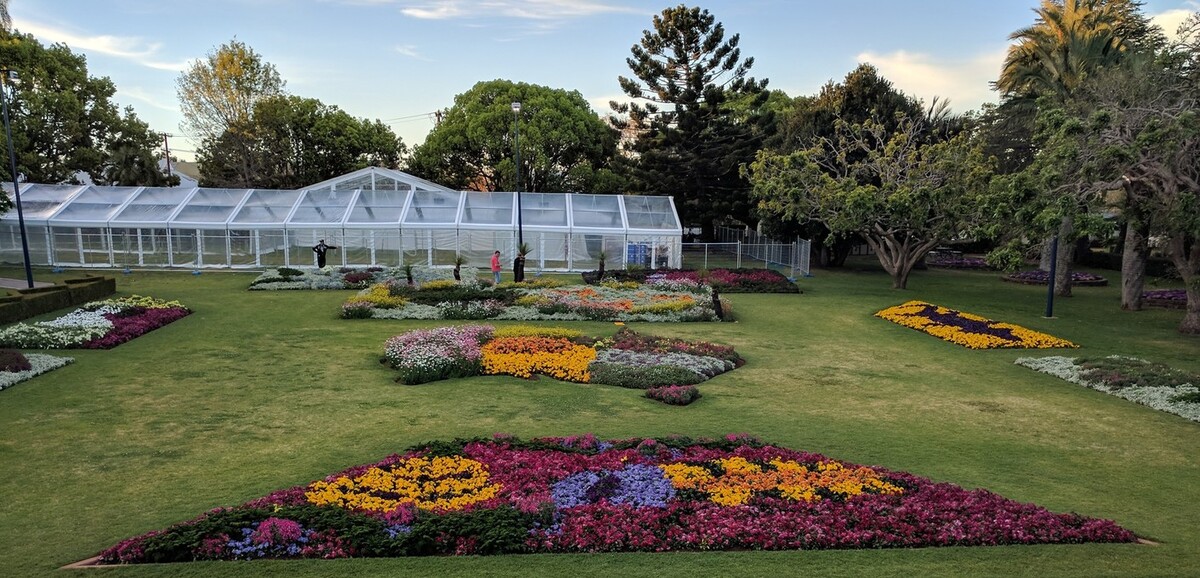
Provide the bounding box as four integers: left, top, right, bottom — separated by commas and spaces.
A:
342, 272, 374, 289
0, 349, 32, 372
341, 302, 374, 319
492, 326, 583, 341
278, 267, 303, 277
645, 384, 701, 405
587, 362, 705, 389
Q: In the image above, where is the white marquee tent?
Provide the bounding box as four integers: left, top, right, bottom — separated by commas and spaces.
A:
0, 167, 682, 272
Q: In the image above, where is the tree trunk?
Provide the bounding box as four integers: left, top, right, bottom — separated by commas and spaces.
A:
1120, 221, 1149, 311
1167, 235, 1200, 334
1180, 282, 1200, 335
1054, 216, 1074, 298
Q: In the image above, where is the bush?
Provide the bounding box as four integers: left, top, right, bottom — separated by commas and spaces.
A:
645, 384, 701, 405
0, 349, 31, 373
278, 267, 303, 277
587, 362, 705, 389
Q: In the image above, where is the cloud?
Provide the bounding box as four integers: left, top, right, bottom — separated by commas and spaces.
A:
115, 87, 178, 113
394, 44, 429, 60
856, 49, 1005, 113
1151, 8, 1194, 40
395, 0, 640, 21
16, 20, 188, 72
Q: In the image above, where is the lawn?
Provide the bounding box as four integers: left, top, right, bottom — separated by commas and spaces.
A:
0, 261, 1196, 577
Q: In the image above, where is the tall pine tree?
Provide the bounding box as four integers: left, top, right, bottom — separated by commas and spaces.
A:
612, 5, 772, 239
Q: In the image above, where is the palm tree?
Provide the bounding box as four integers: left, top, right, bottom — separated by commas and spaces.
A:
998, 0, 1138, 102
996, 0, 1154, 296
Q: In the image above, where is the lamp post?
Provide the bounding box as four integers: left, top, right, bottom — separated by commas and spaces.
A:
1, 69, 33, 289
511, 101, 523, 248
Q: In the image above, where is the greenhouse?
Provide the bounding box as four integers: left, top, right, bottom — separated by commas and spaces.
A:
0, 167, 682, 272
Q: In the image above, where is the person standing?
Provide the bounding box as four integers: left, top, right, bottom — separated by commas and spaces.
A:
313, 239, 337, 268
490, 250, 503, 284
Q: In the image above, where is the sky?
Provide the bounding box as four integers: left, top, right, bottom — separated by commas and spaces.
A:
11, 0, 1200, 162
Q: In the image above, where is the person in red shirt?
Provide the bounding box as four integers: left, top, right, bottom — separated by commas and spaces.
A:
490, 250, 502, 284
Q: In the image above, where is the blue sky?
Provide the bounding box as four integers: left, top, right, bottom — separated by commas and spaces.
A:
12, 0, 1199, 161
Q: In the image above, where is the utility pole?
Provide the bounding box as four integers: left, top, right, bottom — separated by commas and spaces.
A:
162, 133, 172, 177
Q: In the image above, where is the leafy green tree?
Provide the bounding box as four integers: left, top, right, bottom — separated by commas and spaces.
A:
764, 64, 926, 266
0, 30, 171, 195
197, 95, 405, 188
408, 79, 620, 193
177, 39, 285, 146
747, 113, 994, 289
1024, 20, 1200, 332
612, 4, 772, 239
99, 107, 178, 186
996, 0, 1160, 296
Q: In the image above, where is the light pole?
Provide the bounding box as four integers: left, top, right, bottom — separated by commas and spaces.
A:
1, 69, 33, 289
511, 101, 523, 248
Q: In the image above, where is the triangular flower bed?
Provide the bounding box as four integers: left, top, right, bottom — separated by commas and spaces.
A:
96, 434, 1133, 564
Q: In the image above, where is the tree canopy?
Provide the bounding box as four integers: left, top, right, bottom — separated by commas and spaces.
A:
0, 29, 174, 199
748, 112, 994, 289
197, 95, 405, 189
612, 4, 773, 237
408, 79, 621, 193
177, 39, 286, 146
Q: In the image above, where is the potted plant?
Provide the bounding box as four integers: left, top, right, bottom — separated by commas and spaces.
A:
513, 242, 530, 283
453, 255, 466, 281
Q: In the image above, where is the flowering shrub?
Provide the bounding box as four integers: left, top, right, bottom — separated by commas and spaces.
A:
589, 268, 799, 294
0, 349, 31, 372
876, 301, 1077, 349
481, 336, 596, 382
1142, 289, 1186, 309
645, 384, 701, 405
350, 283, 722, 322
0, 296, 190, 349
1016, 356, 1199, 422
382, 326, 738, 397
1003, 270, 1108, 286
925, 254, 991, 269
382, 325, 492, 385
97, 434, 1136, 564
250, 265, 477, 290
0, 353, 73, 393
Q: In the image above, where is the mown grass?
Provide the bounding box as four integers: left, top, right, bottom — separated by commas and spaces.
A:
0, 261, 1196, 577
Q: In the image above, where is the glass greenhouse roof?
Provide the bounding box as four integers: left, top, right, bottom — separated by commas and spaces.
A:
0, 167, 680, 234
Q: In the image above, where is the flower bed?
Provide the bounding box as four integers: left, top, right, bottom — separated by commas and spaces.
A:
582, 267, 799, 293
382, 325, 741, 400
1002, 270, 1108, 286
875, 301, 1077, 349
0, 351, 73, 393
925, 254, 991, 270
0, 296, 190, 349
95, 434, 1135, 564
1142, 289, 1186, 309
250, 265, 477, 291
1016, 356, 1200, 422
348, 279, 723, 322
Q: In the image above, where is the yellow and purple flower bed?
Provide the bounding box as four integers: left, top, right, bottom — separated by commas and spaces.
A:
875, 301, 1077, 349
381, 325, 743, 401
96, 434, 1135, 564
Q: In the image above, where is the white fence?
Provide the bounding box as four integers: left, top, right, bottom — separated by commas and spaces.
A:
682, 227, 811, 278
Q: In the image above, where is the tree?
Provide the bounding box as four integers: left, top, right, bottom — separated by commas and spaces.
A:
1044, 18, 1200, 333
408, 79, 620, 193
177, 39, 285, 146
1, 0, 10, 32
0, 30, 171, 193
197, 95, 405, 188
747, 113, 995, 289
996, 0, 1160, 296
765, 64, 927, 267
99, 107, 179, 186
612, 4, 772, 239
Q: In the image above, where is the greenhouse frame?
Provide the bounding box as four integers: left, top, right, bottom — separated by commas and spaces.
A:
0, 167, 682, 272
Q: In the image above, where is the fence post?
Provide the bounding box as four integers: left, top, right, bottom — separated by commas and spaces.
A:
736, 241, 742, 269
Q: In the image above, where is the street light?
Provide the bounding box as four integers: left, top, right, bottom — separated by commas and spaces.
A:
511, 101, 523, 248
0, 69, 33, 289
